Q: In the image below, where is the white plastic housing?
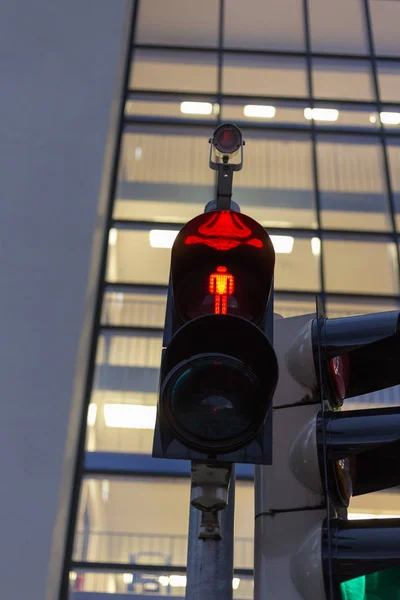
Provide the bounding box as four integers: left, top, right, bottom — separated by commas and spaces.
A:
290, 522, 326, 600
256, 405, 324, 512
273, 314, 317, 408
286, 319, 318, 392
255, 511, 326, 600
289, 414, 324, 496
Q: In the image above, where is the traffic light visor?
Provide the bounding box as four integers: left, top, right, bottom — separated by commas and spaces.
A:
315, 310, 400, 402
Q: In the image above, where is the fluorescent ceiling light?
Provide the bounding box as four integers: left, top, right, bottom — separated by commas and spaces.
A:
149, 229, 179, 249
270, 235, 294, 254
304, 108, 339, 122
108, 228, 118, 246
311, 237, 321, 256
348, 512, 400, 520
123, 573, 133, 584
380, 111, 400, 125
232, 578, 240, 590
244, 104, 276, 119
180, 101, 213, 115
101, 479, 110, 502
87, 403, 97, 427
104, 404, 157, 429
159, 576, 240, 589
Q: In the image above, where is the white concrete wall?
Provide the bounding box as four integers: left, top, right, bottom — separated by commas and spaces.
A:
0, 1, 133, 598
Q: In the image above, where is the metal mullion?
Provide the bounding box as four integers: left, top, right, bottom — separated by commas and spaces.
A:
127, 88, 218, 100
100, 324, 163, 336
127, 88, 400, 110
131, 42, 400, 63
363, 0, 400, 288
217, 0, 224, 112
105, 281, 168, 293
303, 2, 334, 600
303, 0, 325, 304
59, 1, 141, 597
111, 217, 398, 241
71, 560, 253, 578
124, 114, 400, 137
111, 218, 185, 231
104, 280, 400, 304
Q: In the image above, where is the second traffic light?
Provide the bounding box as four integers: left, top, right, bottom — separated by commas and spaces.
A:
153, 208, 278, 464
288, 309, 400, 600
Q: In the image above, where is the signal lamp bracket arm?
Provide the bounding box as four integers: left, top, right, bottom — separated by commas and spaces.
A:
216, 161, 234, 210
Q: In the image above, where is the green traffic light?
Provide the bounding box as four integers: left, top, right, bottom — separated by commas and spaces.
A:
340, 566, 400, 599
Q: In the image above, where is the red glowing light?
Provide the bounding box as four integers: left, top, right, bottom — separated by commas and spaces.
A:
185, 211, 263, 250
209, 265, 235, 315
329, 354, 350, 401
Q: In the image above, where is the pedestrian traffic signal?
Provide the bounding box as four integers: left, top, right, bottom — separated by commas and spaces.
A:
152, 208, 278, 464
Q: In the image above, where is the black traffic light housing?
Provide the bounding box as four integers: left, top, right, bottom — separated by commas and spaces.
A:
153, 208, 278, 465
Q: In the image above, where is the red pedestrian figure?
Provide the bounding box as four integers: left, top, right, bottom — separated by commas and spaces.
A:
209, 266, 235, 315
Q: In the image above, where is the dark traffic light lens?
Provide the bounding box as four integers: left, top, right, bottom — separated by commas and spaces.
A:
213, 125, 241, 154
162, 354, 262, 452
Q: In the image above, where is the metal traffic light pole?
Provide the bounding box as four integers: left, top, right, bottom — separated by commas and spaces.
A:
152, 123, 278, 599
186, 464, 236, 600
185, 125, 242, 600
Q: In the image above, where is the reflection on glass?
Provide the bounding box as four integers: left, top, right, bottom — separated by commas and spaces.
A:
274, 294, 316, 318
88, 390, 158, 454
101, 291, 167, 328
74, 478, 254, 568
223, 54, 307, 97
324, 237, 398, 294
106, 230, 171, 284
386, 143, 400, 227
370, 0, 400, 57
131, 49, 218, 93
224, 0, 304, 51
114, 130, 215, 223
91, 332, 162, 452
377, 61, 400, 103
233, 133, 316, 228
313, 58, 374, 101
317, 136, 391, 231
136, 0, 219, 47
309, 0, 367, 54
115, 130, 317, 228
274, 237, 321, 291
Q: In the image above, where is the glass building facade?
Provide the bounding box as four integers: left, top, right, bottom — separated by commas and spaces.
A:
65, 0, 400, 597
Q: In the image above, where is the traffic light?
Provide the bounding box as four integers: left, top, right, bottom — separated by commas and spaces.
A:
291, 518, 400, 600
255, 303, 400, 600
152, 207, 278, 464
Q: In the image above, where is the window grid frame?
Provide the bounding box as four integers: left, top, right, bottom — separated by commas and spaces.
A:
65, 0, 400, 593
